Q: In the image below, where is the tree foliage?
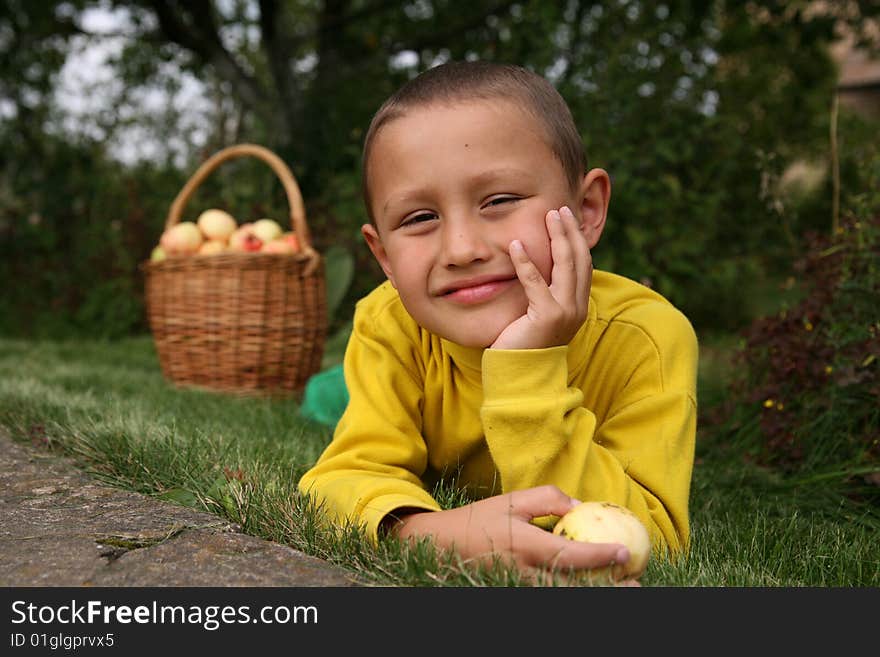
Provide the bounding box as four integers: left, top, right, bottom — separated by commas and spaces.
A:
1, 1, 879, 337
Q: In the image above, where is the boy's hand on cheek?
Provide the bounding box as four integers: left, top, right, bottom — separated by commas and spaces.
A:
491, 206, 592, 350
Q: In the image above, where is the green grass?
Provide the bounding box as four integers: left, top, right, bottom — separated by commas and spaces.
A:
0, 335, 877, 586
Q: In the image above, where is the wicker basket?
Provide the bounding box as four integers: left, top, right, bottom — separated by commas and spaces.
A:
142, 143, 327, 397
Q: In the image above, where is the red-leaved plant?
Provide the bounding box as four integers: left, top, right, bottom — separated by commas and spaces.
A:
723, 209, 879, 499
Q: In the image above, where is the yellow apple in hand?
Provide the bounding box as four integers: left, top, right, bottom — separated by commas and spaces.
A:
552, 501, 651, 580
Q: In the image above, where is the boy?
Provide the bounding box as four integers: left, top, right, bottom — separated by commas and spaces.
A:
298, 60, 698, 579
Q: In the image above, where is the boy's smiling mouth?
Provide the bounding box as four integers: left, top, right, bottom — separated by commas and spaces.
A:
436, 274, 518, 305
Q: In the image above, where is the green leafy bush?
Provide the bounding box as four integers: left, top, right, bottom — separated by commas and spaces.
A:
719, 171, 880, 500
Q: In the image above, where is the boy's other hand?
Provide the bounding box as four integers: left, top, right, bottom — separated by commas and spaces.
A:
491, 206, 591, 350
389, 485, 637, 584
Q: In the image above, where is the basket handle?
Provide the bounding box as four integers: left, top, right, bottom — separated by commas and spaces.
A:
165, 143, 320, 274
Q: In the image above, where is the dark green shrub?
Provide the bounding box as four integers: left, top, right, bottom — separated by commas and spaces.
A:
718, 170, 880, 500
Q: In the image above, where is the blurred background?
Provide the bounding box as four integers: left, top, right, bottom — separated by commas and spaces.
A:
1, 0, 878, 343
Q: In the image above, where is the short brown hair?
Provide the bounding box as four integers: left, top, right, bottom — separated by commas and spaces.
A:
361, 60, 587, 223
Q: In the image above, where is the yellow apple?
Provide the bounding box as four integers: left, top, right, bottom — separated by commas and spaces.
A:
150, 245, 166, 262
159, 221, 203, 255
197, 239, 227, 255
552, 501, 651, 580
196, 209, 237, 241
252, 218, 283, 243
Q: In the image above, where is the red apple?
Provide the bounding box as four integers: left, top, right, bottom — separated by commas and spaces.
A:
228, 224, 263, 252
278, 232, 301, 253
262, 238, 296, 254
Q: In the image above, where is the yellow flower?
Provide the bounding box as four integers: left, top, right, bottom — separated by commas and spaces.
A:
804, 320, 814, 331
824, 365, 833, 374
776, 402, 784, 411
763, 399, 775, 408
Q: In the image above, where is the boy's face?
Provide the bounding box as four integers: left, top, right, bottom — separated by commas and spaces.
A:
362, 100, 590, 348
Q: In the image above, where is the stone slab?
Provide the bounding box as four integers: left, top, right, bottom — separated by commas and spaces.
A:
0, 430, 358, 587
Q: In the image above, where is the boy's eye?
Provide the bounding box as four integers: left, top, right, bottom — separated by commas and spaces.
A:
484, 196, 521, 208
400, 212, 437, 227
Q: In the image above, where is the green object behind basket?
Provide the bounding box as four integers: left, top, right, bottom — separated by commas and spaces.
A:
300, 364, 349, 428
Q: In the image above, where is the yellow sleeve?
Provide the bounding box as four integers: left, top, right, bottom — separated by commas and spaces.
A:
297, 301, 440, 544
480, 309, 698, 553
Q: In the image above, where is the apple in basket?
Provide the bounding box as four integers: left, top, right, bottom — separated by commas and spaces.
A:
252, 218, 284, 243
159, 221, 204, 255
262, 232, 301, 254
196, 208, 237, 242
228, 223, 263, 252
198, 239, 227, 255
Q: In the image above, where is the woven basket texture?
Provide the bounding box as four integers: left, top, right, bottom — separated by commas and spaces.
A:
142, 144, 327, 397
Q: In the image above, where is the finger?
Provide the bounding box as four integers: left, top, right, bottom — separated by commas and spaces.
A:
509, 240, 555, 306
516, 527, 632, 580
546, 209, 576, 303
505, 485, 580, 520
558, 206, 590, 311
543, 538, 631, 573
537, 565, 640, 587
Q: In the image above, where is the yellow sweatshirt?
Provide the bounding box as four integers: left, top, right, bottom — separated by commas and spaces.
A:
298, 270, 698, 552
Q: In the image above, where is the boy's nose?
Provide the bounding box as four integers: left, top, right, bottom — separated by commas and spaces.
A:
439, 215, 492, 266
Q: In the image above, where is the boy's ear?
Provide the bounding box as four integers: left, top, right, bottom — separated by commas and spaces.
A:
577, 168, 611, 249
361, 223, 397, 288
